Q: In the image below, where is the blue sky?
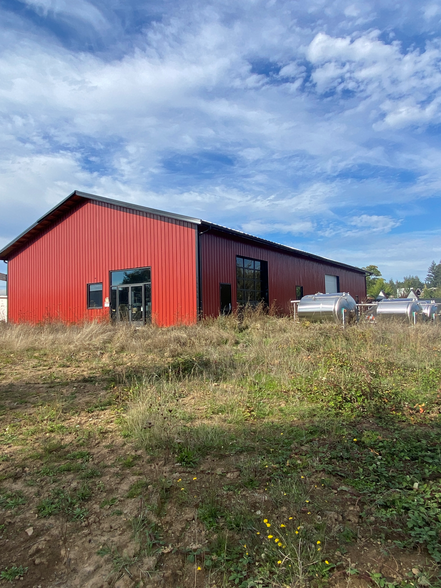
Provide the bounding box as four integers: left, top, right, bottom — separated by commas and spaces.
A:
1, 0, 441, 295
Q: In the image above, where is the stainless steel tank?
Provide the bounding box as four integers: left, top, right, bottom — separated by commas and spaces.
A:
418, 301, 438, 322
297, 293, 357, 323
375, 299, 422, 323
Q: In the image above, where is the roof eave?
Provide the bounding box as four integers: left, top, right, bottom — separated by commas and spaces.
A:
0, 190, 201, 260
199, 221, 367, 275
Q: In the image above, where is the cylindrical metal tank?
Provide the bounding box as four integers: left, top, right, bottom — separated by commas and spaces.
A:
297, 293, 357, 323
375, 299, 422, 323
418, 301, 438, 322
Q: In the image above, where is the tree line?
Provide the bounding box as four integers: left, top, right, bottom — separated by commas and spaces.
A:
363, 260, 441, 299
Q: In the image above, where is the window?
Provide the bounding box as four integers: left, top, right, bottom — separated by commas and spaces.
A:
111, 267, 151, 286
236, 256, 268, 306
296, 285, 304, 300
87, 283, 103, 309
325, 275, 340, 293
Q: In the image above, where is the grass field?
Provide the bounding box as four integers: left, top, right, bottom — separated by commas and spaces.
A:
0, 314, 440, 588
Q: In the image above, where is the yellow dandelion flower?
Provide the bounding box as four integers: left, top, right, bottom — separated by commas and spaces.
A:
277, 560, 282, 564
243, 545, 247, 548
275, 538, 279, 543
289, 517, 293, 520
181, 488, 184, 491
193, 477, 197, 480
301, 476, 304, 479
280, 524, 286, 527
325, 561, 329, 565
268, 535, 273, 539
307, 512, 311, 514
353, 438, 357, 442
295, 531, 299, 534
197, 566, 201, 570
177, 478, 181, 482
263, 519, 268, 523
305, 500, 309, 503
256, 532, 260, 535
266, 523, 271, 527
317, 541, 321, 544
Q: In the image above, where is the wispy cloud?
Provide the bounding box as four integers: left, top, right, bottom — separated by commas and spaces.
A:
17, 0, 110, 30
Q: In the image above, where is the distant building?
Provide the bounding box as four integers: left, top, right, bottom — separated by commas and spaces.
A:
0, 296, 6, 322
0, 190, 367, 325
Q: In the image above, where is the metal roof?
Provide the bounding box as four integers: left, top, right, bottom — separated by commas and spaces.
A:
0, 190, 366, 275
199, 220, 367, 275
0, 190, 201, 260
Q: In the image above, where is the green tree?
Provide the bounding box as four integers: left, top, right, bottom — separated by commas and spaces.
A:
363, 265, 381, 297
386, 278, 397, 298
396, 275, 423, 292
362, 266, 394, 298
426, 260, 441, 289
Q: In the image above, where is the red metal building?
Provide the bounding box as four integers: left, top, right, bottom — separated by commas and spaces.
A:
0, 191, 366, 325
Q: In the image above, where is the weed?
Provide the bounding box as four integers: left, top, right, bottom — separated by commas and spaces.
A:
117, 454, 141, 468
37, 484, 91, 521
127, 479, 149, 499
0, 565, 28, 581
80, 467, 102, 479
96, 544, 138, 576
176, 446, 199, 467
0, 490, 26, 510
100, 497, 118, 508
66, 450, 91, 461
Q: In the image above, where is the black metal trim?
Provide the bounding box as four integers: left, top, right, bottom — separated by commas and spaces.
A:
0, 190, 201, 260
87, 282, 103, 310
195, 226, 201, 318
200, 221, 366, 275
0, 190, 367, 279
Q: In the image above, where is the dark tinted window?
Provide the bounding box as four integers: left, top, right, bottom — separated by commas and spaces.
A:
296, 286, 304, 300
87, 283, 103, 309
111, 267, 151, 286
236, 256, 268, 307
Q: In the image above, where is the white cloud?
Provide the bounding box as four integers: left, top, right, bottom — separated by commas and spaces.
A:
17, 0, 109, 30
306, 30, 441, 129
423, 3, 441, 20
0, 0, 441, 283
241, 220, 315, 235
348, 214, 401, 233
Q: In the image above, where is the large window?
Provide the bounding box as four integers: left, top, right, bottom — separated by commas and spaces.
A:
87, 283, 103, 309
236, 256, 268, 306
111, 267, 151, 286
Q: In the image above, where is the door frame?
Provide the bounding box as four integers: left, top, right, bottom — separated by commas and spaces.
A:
220, 282, 232, 315
111, 282, 151, 325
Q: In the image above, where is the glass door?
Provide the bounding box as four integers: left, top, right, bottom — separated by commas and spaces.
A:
118, 286, 130, 321
110, 267, 152, 325
110, 283, 151, 325
131, 285, 143, 325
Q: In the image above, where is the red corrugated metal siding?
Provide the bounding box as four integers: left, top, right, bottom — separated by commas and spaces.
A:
8, 201, 197, 326
200, 232, 366, 316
